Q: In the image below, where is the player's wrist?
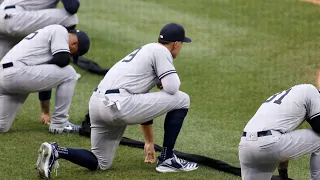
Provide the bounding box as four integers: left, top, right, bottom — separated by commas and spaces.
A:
144, 134, 154, 144
40, 99, 51, 114
145, 141, 154, 145
141, 128, 154, 144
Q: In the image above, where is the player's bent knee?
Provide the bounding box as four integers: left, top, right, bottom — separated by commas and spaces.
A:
93, 154, 113, 171
62, 13, 79, 28
0, 124, 10, 133
176, 91, 190, 109
64, 65, 76, 72
0, 129, 9, 133
98, 161, 113, 171
63, 65, 78, 80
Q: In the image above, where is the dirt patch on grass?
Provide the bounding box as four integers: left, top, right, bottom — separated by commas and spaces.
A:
302, 0, 320, 5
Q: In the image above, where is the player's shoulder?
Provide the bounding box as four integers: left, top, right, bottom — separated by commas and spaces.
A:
292, 84, 317, 91
143, 43, 169, 53
290, 84, 318, 99
143, 43, 172, 59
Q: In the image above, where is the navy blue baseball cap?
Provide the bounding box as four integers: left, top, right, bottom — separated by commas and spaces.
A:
158, 23, 191, 43
74, 30, 90, 60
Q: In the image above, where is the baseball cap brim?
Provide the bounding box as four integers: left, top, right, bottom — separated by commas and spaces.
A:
183, 37, 192, 43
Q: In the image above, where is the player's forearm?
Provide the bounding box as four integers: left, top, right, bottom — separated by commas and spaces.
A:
161, 73, 181, 95
39, 90, 51, 114
140, 124, 154, 144
40, 100, 50, 114
48, 52, 71, 67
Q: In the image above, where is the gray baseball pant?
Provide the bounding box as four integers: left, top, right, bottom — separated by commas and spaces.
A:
0, 62, 78, 132
0, 5, 78, 59
89, 89, 190, 170
239, 129, 320, 180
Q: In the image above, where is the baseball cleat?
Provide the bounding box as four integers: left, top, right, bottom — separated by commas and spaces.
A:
49, 122, 81, 134
156, 154, 199, 173
36, 142, 59, 179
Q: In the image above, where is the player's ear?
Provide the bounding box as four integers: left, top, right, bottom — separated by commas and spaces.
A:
173, 41, 178, 48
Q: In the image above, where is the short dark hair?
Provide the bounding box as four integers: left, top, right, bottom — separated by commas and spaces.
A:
68, 29, 77, 34
158, 38, 171, 45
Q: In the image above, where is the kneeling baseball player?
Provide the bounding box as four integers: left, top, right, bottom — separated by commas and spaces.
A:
0, 24, 90, 133
36, 23, 198, 179
0, 0, 108, 125
239, 84, 320, 180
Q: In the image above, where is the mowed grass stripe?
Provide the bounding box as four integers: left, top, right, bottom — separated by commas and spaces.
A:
78, 0, 281, 60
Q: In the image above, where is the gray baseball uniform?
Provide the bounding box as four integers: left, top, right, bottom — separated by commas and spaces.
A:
89, 43, 190, 170
0, 0, 78, 59
239, 84, 320, 180
1, 0, 59, 10
0, 24, 79, 133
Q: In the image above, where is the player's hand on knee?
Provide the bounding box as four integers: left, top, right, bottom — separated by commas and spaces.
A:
41, 113, 51, 125
144, 143, 156, 164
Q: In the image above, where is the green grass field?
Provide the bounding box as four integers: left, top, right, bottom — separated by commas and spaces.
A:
1, 0, 320, 179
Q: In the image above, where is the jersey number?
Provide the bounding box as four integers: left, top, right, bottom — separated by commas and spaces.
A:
25, 32, 38, 40
122, 48, 142, 63
265, 88, 292, 105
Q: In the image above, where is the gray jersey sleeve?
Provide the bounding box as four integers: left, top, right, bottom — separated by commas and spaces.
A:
307, 85, 320, 120
153, 48, 176, 80
50, 26, 70, 56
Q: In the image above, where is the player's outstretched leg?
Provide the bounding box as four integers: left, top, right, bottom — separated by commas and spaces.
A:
36, 142, 98, 179
156, 109, 198, 173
